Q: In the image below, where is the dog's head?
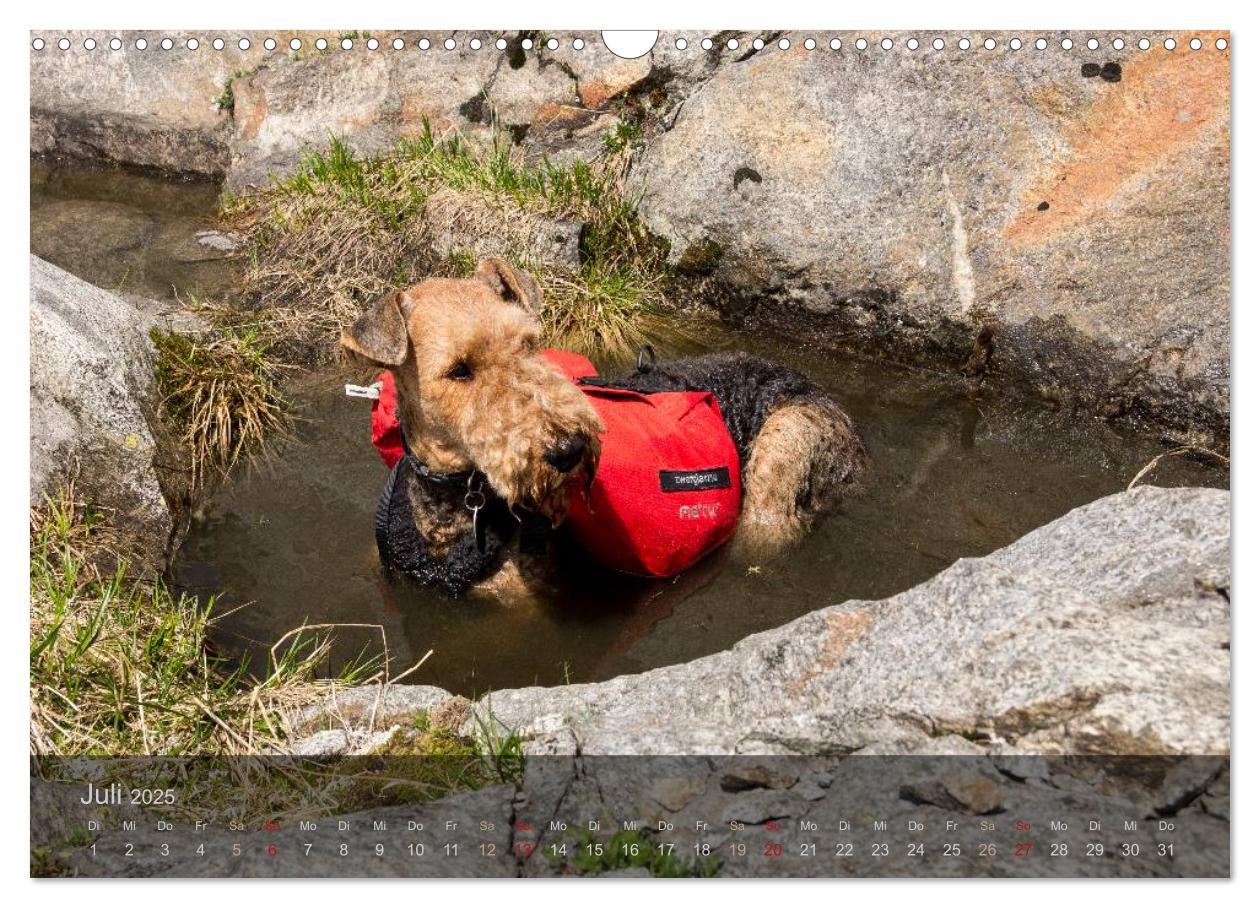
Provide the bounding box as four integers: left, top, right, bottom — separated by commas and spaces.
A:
341, 258, 602, 524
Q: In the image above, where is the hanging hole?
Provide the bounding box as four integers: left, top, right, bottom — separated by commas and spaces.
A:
602, 30, 658, 58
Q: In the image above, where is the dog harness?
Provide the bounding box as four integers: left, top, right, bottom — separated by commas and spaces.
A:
362, 348, 741, 580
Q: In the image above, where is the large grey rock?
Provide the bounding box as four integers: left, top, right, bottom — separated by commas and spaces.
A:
282, 486, 1229, 759
29, 256, 173, 569
632, 32, 1230, 443
459, 485, 1228, 756
30, 30, 245, 175
225, 31, 663, 190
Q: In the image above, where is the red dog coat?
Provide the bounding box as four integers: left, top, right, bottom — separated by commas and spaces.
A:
367, 349, 741, 578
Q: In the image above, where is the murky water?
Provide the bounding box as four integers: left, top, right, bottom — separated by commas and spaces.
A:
31, 158, 238, 300
32, 160, 1229, 697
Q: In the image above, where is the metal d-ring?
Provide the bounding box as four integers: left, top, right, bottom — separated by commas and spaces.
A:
464, 474, 486, 513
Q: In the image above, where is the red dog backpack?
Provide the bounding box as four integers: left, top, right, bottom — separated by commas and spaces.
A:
364, 348, 741, 578
542, 349, 741, 577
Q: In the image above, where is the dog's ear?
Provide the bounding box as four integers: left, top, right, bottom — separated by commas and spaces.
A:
476, 258, 542, 315
340, 289, 411, 366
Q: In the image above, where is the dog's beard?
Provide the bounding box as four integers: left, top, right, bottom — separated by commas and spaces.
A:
500, 439, 600, 528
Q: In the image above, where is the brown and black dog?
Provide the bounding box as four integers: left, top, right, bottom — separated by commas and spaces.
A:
342, 258, 866, 602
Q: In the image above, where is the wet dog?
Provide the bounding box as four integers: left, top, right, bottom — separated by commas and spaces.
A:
341, 258, 867, 602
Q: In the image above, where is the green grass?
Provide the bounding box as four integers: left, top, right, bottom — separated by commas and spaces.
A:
557, 827, 723, 877
601, 119, 644, 155
226, 125, 665, 360
29, 484, 363, 756
215, 71, 245, 113
30, 484, 531, 827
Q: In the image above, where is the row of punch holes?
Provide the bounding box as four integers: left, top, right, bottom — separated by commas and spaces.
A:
31, 34, 1229, 53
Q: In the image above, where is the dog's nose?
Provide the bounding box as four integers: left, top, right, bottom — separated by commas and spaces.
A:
544, 435, 587, 473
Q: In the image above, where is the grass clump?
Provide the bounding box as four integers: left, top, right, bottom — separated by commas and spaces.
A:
29, 484, 354, 756
150, 322, 292, 493
556, 828, 722, 878
225, 124, 666, 361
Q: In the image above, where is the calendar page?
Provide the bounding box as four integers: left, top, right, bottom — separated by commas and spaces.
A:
28, 27, 1230, 880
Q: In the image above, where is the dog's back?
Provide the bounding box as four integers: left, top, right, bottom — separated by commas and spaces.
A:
605, 352, 868, 556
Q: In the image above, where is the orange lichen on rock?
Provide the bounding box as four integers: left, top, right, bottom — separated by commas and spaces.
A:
1007, 31, 1229, 246
788, 608, 873, 696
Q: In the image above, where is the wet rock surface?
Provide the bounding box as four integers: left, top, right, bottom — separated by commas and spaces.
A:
29, 256, 177, 571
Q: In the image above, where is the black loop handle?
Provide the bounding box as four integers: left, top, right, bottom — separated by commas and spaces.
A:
636, 344, 657, 373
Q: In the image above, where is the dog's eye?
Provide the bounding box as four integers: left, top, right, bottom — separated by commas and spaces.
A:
445, 360, 473, 381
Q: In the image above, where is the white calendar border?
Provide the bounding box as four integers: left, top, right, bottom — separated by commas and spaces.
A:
3, 0, 1252, 901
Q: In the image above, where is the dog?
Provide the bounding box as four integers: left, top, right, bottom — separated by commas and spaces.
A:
341, 258, 867, 602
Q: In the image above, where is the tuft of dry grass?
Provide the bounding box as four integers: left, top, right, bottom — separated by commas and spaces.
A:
150, 323, 294, 494
224, 126, 666, 361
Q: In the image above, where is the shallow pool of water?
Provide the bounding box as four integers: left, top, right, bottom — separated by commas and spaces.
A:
174, 329, 1226, 696
31, 157, 237, 300
31, 158, 1229, 698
